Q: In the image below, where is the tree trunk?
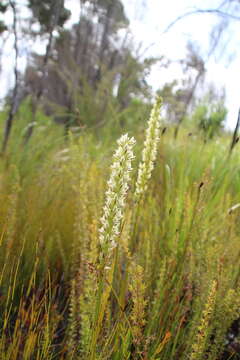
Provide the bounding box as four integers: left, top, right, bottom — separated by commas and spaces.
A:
174, 71, 203, 139
2, 0, 19, 154
229, 107, 240, 154
23, 0, 62, 145
94, 2, 113, 86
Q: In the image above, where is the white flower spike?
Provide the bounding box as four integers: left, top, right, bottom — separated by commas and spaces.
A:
99, 133, 136, 259
135, 96, 162, 201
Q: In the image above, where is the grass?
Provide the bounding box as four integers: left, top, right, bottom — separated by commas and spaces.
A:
0, 100, 239, 359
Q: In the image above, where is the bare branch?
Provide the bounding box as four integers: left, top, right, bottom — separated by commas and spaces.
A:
163, 8, 240, 34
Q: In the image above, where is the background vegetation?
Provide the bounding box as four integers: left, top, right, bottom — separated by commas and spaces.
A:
0, 0, 240, 359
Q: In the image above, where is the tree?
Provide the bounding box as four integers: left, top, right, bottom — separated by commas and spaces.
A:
165, 1, 240, 64
164, 0, 240, 137
28, 0, 70, 34
164, 1, 240, 35
23, 0, 159, 132
0, 0, 71, 151
192, 87, 227, 140
157, 42, 206, 135
2, 0, 19, 153
0, 2, 8, 34
23, 0, 71, 144
175, 42, 206, 137
157, 80, 189, 125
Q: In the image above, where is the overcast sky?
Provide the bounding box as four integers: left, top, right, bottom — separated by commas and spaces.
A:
121, 0, 240, 129
1, 0, 240, 128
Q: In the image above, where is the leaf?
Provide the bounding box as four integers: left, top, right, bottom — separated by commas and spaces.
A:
152, 331, 171, 358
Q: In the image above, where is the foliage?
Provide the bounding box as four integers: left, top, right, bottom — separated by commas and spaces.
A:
22, 0, 157, 134
0, 98, 239, 359
0, 4, 7, 35
193, 97, 227, 139
157, 42, 206, 129
0, 1, 8, 34
157, 80, 188, 124
28, 0, 71, 33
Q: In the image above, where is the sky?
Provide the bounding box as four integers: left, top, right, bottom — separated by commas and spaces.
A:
121, 0, 240, 129
1, 0, 240, 129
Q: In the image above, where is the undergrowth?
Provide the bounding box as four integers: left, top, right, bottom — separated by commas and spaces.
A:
0, 98, 239, 359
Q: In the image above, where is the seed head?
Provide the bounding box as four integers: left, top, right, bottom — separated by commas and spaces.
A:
135, 96, 162, 201
99, 134, 136, 259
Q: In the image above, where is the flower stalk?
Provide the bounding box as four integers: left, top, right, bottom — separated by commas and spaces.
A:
99, 133, 136, 266
134, 96, 162, 202
89, 134, 135, 359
